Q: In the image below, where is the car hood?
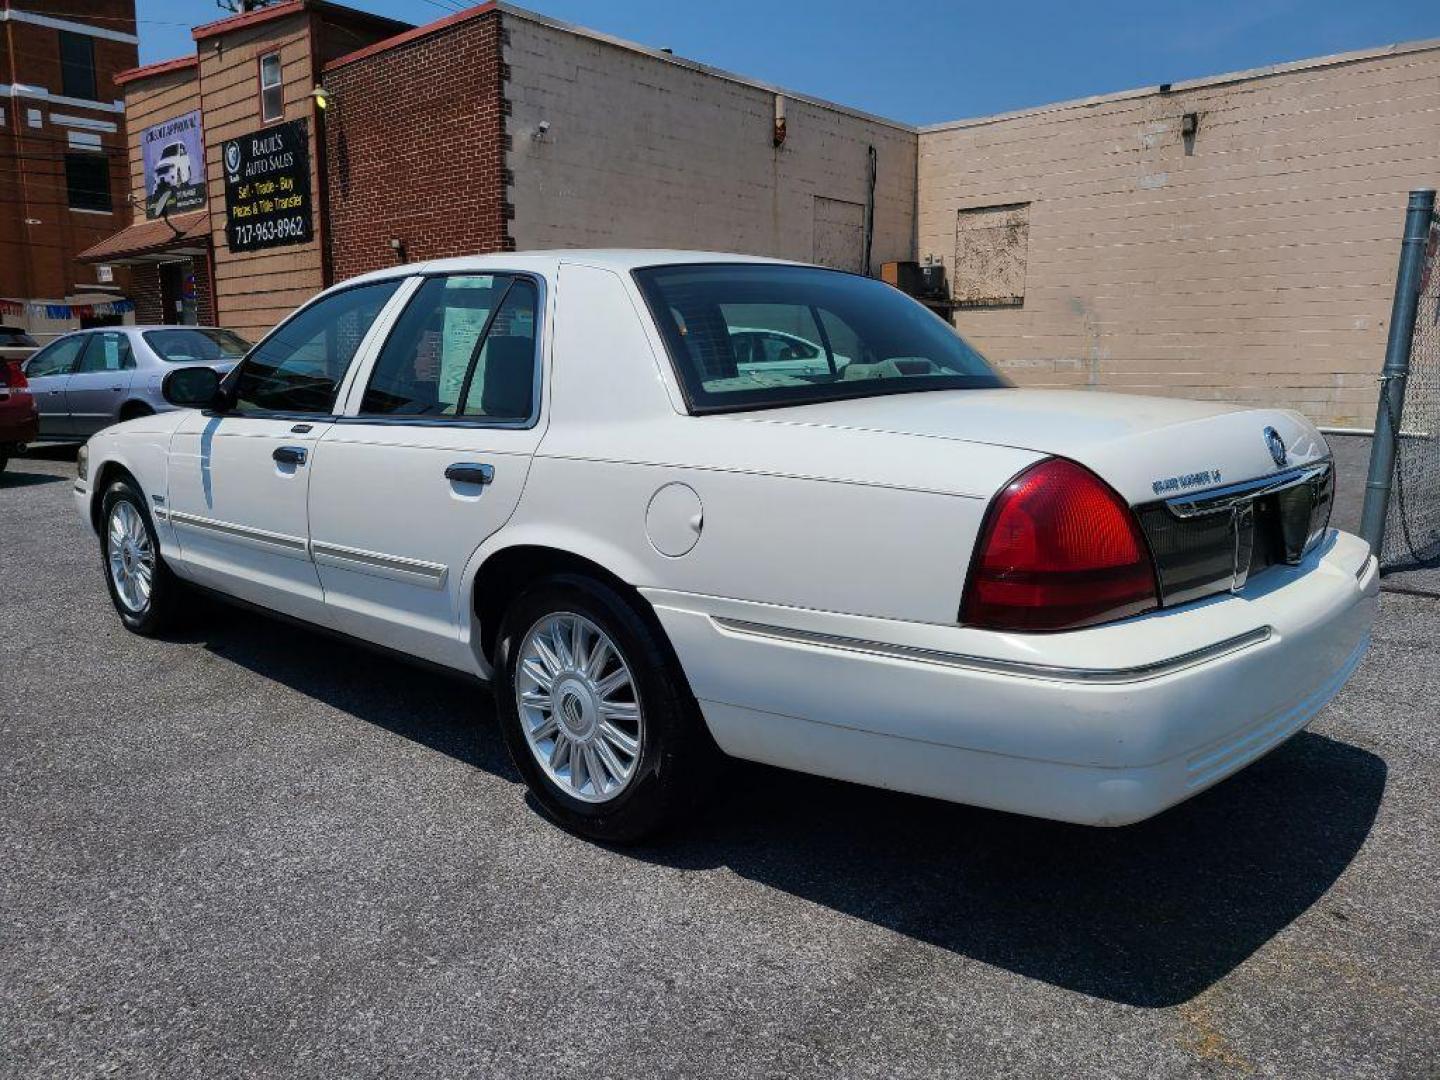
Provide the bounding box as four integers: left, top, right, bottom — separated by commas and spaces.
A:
715, 389, 1330, 505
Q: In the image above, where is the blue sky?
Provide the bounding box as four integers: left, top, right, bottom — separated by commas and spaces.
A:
136, 0, 1438, 125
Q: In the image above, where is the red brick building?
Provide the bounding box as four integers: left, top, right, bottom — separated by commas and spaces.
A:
1, 0, 137, 340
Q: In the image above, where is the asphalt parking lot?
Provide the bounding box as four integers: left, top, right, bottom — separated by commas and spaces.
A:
2, 450, 1437, 1079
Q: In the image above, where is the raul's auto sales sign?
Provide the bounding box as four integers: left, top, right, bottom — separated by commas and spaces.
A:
222, 119, 314, 253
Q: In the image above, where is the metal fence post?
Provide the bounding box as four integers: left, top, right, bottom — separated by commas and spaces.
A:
1359, 188, 1437, 555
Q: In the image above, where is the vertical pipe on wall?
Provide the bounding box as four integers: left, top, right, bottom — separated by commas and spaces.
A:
863, 145, 876, 276
1359, 187, 1437, 556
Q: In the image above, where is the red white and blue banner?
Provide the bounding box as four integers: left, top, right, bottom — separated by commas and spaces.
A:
0, 298, 136, 320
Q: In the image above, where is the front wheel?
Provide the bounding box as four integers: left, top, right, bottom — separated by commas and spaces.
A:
100, 480, 182, 635
494, 574, 720, 843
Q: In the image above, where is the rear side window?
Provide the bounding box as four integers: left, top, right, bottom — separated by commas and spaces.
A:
634, 263, 1003, 413
231, 281, 400, 415
359, 274, 538, 422
76, 332, 134, 373
145, 328, 251, 363
25, 336, 87, 378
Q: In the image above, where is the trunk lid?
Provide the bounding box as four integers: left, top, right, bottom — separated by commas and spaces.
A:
720, 388, 1329, 504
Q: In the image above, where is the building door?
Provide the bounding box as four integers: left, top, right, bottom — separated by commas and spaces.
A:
158, 261, 197, 325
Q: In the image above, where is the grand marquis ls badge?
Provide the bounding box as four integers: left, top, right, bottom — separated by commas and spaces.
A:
1264, 426, 1287, 467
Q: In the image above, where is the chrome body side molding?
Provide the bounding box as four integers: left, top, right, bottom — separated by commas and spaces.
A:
712, 616, 1273, 685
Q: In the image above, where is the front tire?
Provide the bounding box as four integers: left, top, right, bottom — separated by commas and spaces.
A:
494, 574, 719, 843
100, 480, 182, 636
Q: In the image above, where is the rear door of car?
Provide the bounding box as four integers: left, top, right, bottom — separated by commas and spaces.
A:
22, 335, 87, 437
66, 331, 136, 435
307, 271, 547, 670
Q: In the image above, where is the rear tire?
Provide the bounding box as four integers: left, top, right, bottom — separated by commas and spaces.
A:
100, 480, 183, 636
494, 573, 720, 844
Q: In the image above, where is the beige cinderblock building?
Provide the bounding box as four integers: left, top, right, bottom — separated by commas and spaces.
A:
920, 40, 1440, 427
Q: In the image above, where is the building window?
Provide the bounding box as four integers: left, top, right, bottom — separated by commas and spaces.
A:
259, 52, 283, 122
65, 153, 112, 212
953, 203, 1030, 308
58, 31, 98, 101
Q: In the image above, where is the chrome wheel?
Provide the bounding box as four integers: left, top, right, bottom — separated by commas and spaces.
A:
516, 612, 643, 804
107, 500, 155, 614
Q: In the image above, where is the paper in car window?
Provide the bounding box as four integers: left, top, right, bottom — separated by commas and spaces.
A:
446, 276, 495, 290
439, 304, 492, 405
104, 337, 121, 369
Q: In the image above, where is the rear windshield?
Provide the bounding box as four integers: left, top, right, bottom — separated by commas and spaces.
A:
633, 263, 1005, 413
144, 328, 251, 363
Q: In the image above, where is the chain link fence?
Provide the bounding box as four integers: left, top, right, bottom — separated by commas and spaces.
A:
1380, 209, 1440, 569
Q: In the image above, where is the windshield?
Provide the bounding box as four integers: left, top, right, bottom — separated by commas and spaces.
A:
144, 328, 251, 363
633, 263, 1005, 412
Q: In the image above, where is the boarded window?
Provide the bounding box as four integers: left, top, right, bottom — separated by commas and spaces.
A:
953, 203, 1029, 308
813, 196, 865, 274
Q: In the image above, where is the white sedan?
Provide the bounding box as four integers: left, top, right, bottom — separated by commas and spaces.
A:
74, 251, 1376, 842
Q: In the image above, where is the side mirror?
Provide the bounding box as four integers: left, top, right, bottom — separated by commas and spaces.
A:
162, 365, 222, 409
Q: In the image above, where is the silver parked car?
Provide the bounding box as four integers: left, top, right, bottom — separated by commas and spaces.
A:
24, 326, 250, 440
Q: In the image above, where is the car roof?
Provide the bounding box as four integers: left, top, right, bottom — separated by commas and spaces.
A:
342, 249, 811, 287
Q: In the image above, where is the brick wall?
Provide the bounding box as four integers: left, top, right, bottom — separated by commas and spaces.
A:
322, 9, 510, 282
918, 42, 1440, 427
0, 1, 136, 311
131, 264, 164, 324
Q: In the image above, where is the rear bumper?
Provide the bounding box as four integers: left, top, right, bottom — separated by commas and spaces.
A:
646, 529, 1377, 825
0, 401, 38, 448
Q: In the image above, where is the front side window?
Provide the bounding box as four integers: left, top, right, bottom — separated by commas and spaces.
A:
145, 328, 251, 363
65, 153, 111, 212
360, 275, 538, 422
230, 281, 400, 415
58, 31, 97, 101
634, 264, 1005, 413
259, 52, 283, 122
77, 333, 134, 373
25, 336, 87, 378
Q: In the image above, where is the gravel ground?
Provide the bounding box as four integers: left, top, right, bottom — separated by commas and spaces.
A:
2, 451, 1437, 1079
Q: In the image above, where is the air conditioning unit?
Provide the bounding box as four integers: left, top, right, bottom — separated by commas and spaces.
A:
881, 261, 948, 301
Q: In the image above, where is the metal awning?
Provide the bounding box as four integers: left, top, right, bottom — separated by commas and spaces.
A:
77, 211, 211, 265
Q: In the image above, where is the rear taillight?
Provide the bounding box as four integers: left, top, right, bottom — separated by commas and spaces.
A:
962, 458, 1158, 632
0, 361, 26, 389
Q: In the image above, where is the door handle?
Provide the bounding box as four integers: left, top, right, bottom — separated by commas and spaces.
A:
445, 462, 494, 486
273, 445, 307, 466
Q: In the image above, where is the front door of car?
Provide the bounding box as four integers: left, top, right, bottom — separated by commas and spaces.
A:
164, 280, 405, 626
67, 331, 135, 435
308, 273, 545, 670
22, 335, 87, 437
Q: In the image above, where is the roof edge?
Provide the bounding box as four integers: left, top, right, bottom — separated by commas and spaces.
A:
114, 55, 199, 87
920, 35, 1440, 134
494, 3, 917, 134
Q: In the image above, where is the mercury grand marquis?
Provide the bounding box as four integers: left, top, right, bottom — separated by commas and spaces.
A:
74, 251, 1377, 842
